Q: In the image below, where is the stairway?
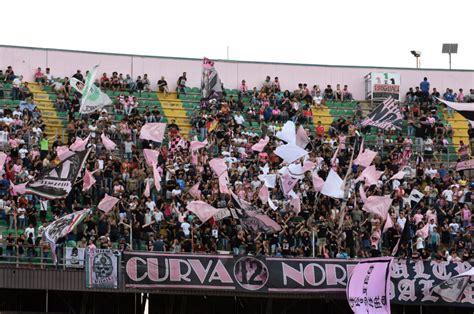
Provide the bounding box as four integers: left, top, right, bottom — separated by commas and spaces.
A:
28, 83, 66, 142
157, 91, 192, 138
443, 110, 469, 145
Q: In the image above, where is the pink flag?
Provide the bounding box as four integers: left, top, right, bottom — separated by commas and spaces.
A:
218, 173, 230, 194
186, 201, 220, 223
0, 152, 7, 170
82, 169, 96, 191
383, 214, 394, 232
10, 181, 27, 196
190, 139, 208, 151
311, 171, 324, 192
389, 170, 405, 181
418, 223, 430, 239
302, 160, 315, 173
139, 122, 167, 142
101, 133, 117, 151
258, 185, 269, 203
98, 194, 119, 213
347, 257, 393, 314
359, 185, 367, 203
143, 180, 151, 197
353, 149, 377, 168
296, 126, 310, 148
254, 214, 282, 232
56, 146, 74, 161
362, 195, 393, 219
153, 165, 162, 191
188, 182, 201, 199
357, 165, 383, 186
143, 149, 160, 166
289, 194, 301, 214
281, 173, 299, 195
251, 136, 270, 152
69, 135, 90, 152
209, 158, 227, 176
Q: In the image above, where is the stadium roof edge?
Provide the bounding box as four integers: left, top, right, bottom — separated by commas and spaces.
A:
1, 44, 474, 73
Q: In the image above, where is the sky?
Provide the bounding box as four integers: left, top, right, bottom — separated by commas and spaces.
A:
1, 0, 472, 70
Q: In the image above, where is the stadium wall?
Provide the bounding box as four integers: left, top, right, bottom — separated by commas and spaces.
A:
1, 45, 474, 100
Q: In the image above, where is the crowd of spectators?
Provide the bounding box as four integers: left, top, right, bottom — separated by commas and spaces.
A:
0, 67, 472, 266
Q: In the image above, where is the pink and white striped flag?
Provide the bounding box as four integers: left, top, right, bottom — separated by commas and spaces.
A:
143, 149, 160, 166
82, 169, 96, 191
97, 194, 119, 213
251, 136, 270, 152
139, 122, 167, 142
69, 135, 90, 152
101, 133, 117, 151
186, 201, 220, 223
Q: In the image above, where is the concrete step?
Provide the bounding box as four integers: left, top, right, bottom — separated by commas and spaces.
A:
162, 109, 187, 118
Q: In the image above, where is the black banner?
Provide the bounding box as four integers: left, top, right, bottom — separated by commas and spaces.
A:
26, 149, 90, 199
123, 252, 474, 307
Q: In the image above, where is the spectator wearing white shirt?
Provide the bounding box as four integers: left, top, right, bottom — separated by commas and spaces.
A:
397, 212, 407, 230
234, 112, 245, 125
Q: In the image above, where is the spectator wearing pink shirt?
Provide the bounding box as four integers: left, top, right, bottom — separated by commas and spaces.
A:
239, 80, 250, 98
457, 88, 465, 102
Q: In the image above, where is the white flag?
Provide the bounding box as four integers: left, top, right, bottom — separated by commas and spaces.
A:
433, 268, 474, 302
409, 189, 424, 204
70, 65, 112, 114
321, 169, 345, 199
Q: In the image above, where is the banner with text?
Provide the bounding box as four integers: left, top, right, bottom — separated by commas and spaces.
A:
370, 72, 401, 100
123, 252, 474, 307
86, 249, 120, 289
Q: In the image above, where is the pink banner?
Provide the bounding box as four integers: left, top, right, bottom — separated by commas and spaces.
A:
347, 257, 392, 314
456, 159, 474, 171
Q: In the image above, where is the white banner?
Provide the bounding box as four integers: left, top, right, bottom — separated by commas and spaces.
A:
65, 247, 85, 268
86, 248, 120, 289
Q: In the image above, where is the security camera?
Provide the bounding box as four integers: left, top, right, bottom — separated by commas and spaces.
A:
411, 50, 421, 57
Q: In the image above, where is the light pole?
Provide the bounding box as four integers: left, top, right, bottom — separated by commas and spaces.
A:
411, 50, 421, 69
442, 43, 458, 70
